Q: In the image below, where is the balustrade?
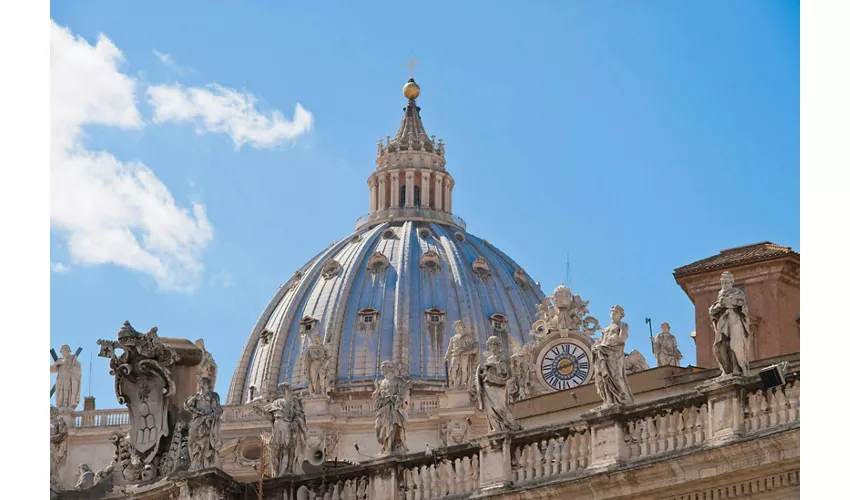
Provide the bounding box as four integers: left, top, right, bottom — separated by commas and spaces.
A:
624, 401, 708, 460
401, 447, 480, 500
744, 379, 800, 433
511, 427, 590, 485
71, 409, 129, 428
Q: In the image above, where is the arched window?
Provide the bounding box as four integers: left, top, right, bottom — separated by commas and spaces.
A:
400, 185, 406, 207
414, 186, 421, 208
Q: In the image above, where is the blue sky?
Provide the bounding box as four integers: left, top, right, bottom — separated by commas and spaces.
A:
50, 1, 800, 408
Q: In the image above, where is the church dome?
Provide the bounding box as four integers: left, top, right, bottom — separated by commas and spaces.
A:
226, 79, 546, 404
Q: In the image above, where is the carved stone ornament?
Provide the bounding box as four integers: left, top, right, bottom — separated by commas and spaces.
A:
321, 259, 342, 280
50, 406, 68, 489
472, 257, 491, 278
96, 321, 187, 482
513, 268, 531, 290
533, 284, 601, 338
368, 252, 390, 274
420, 250, 441, 271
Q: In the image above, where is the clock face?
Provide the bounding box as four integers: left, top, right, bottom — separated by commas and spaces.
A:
540, 341, 590, 391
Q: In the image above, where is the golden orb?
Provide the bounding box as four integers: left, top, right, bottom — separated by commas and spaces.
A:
403, 80, 420, 100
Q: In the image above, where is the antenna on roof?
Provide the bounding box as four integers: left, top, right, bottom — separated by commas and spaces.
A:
88, 352, 93, 397
565, 251, 573, 289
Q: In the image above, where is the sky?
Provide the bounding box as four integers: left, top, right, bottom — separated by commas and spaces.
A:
49, 0, 800, 409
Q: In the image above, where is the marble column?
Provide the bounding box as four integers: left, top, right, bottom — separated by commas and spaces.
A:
391, 172, 400, 208
446, 180, 453, 213
435, 173, 444, 212
369, 178, 377, 212
378, 175, 387, 210
421, 171, 431, 209
405, 170, 414, 208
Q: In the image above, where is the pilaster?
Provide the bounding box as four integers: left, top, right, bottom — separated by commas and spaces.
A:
435, 174, 444, 212
405, 170, 415, 207
698, 375, 747, 444
473, 431, 513, 494
582, 405, 630, 469
421, 171, 431, 209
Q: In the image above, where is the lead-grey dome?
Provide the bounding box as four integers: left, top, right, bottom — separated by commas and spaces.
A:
226, 79, 545, 404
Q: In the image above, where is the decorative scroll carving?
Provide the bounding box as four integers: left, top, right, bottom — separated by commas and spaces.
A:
96, 321, 186, 481
533, 284, 600, 338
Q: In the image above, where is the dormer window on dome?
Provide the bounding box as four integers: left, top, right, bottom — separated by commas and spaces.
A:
454, 232, 465, 243
420, 251, 441, 271
490, 313, 508, 332
424, 307, 445, 325
368, 252, 390, 274
514, 269, 531, 290
473, 257, 491, 278
358, 307, 379, 326
259, 328, 273, 346
321, 259, 342, 280
300, 316, 318, 336
382, 228, 395, 239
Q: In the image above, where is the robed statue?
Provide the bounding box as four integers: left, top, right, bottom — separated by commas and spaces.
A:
372, 360, 411, 455
592, 305, 634, 407
253, 384, 308, 476
51, 344, 81, 410
652, 322, 683, 367
709, 271, 750, 376
303, 332, 330, 395
184, 376, 223, 470
476, 336, 521, 433
445, 320, 479, 389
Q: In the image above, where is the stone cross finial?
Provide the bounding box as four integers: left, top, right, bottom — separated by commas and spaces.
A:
404, 56, 420, 79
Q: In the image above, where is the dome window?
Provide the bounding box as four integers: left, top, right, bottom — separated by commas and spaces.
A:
420, 251, 441, 271
382, 228, 395, 239
453, 232, 466, 243
425, 307, 445, 325
300, 316, 318, 337
514, 268, 531, 290
367, 252, 390, 274
419, 228, 431, 239
473, 257, 491, 278
358, 308, 380, 328
321, 259, 342, 280
490, 313, 508, 332
350, 233, 362, 244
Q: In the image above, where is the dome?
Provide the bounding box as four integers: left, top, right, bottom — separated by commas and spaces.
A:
226, 78, 545, 404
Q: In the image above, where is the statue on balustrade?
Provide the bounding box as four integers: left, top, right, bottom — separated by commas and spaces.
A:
51, 344, 81, 410
303, 332, 330, 396
592, 305, 634, 407
476, 335, 522, 433
195, 338, 218, 391
652, 322, 683, 367
710, 271, 750, 376
372, 360, 411, 455
184, 376, 223, 470
624, 349, 651, 375
508, 337, 533, 403
50, 406, 68, 489
74, 464, 95, 490
253, 384, 307, 475
445, 320, 479, 390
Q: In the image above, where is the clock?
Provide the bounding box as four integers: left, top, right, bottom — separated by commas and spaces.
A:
539, 341, 590, 391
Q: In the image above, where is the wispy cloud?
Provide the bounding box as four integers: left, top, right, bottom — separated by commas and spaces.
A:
146, 83, 313, 149
153, 49, 197, 76
51, 262, 72, 274
51, 20, 214, 291
209, 270, 235, 288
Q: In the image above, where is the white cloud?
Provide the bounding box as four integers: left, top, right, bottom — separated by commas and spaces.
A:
51, 20, 213, 291
147, 83, 313, 149
51, 262, 72, 273
153, 49, 197, 76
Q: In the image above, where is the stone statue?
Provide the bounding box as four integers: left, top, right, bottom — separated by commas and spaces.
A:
652, 322, 683, 367
709, 271, 750, 376
50, 407, 69, 489
372, 360, 411, 455
476, 336, 522, 433
253, 384, 307, 475
303, 332, 330, 396
51, 344, 81, 410
96, 321, 186, 482
592, 305, 634, 407
184, 376, 223, 470
445, 320, 479, 389
624, 350, 651, 374
195, 338, 218, 391
75, 463, 95, 490
508, 337, 533, 403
